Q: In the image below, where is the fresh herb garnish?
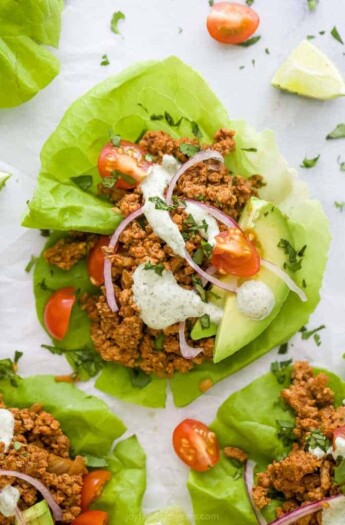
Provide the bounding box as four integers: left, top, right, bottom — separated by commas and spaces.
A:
300, 324, 325, 346
192, 248, 205, 266
307, 0, 318, 10
238, 36, 261, 47
337, 156, 345, 171
270, 360, 292, 384
144, 261, 165, 276
179, 143, 201, 157
319, 30, 325, 35
137, 103, 148, 113
265, 48, 270, 54
331, 26, 344, 45
241, 147, 257, 152
37, 279, 53, 292
306, 429, 331, 452
276, 420, 296, 447
41, 345, 103, 380
208, 0, 214, 6
302, 278, 307, 288
335, 201, 345, 211
200, 314, 211, 329
154, 333, 165, 351
135, 129, 147, 143
300, 154, 320, 168
131, 368, 152, 388
201, 240, 213, 259
40, 229, 50, 237
83, 455, 109, 468
191, 121, 203, 138
70, 175, 93, 191
100, 54, 110, 66
278, 343, 289, 355
326, 124, 345, 140
0, 352, 22, 387
148, 196, 175, 211
306, 35, 315, 40
111, 11, 125, 35
184, 214, 208, 237
335, 459, 345, 485
178, 27, 183, 34
150, 114, 164, 121
25, 255, 37, 273
278, 239, 307, 272
192, 275, 207, 302
245, 0, 254, 5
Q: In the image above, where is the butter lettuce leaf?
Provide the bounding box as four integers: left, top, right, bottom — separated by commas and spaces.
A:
0, 0, 63, 108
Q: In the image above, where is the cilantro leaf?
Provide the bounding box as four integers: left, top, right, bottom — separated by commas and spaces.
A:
335, 201, 345, 212
246, 0, 254, 5
306, 429, 330, 451
327, 124, 345, 140
241, 147, 258, 152
278, 239, 307, 272
307, 0, 318, 10
337, 156, 345, 172
41, 345, 103, 380
101, 54, 110, 66
131, 368, 152, 388
111, 11, 125, 35
70, 175, 93, 191
331, 26, 344, 45
25, 255, 38, 273
270, 360, 292, 384
0, 352, 23, 387
301, 324, 325, 342
238, 36, 261, 47
179, 143, 201, 157
148, 196, 175, 211
144, 261, 165, 276
200, 314, 211, 329
276, 419, 296, 447
300, 154, 320, 168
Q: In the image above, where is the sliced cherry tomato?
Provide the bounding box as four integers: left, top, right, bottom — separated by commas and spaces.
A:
98, 140, 152, 189
72, 510, 109, 525
81, 470, 112, 511
173, 418, 220, 472
211, 227, 260, 277
87, 236, 110, 287
207, 2, 260, 45
44, 287, 76, 340
333, 426, 345, 449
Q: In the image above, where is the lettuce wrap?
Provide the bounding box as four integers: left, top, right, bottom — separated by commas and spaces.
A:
0, 372, 147, 524
24, 56, 330, 407
188, 365, 345, 524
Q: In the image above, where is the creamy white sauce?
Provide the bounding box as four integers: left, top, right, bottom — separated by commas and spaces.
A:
332, 437, 345, 460
309, 446, 330, 459
132, 264, 223, 330
322, 496, 345, 524
184, 201, 220, 245
236, 280, 275, 320
0, 485, 20, 517
0, 409, 14, 452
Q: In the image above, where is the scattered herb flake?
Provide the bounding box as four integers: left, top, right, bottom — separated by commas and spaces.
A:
41, 345, 103, 380
301, 324, 325, 341
246, 0, 254, 5
239, 65, 245, 70
111, 11, 125, 35
0, 352, 22, 387
300, 154, 320, 168
238, 35, 261, 47
150, 114, 164, 121
278, 343, 289, 355
252, 59, 256, 67
314, 333, 322, 346
200, 314, 211, 329
306, 35, 315, 40
135, 129, 147, 143
70, 175, 93, 191
326, 124, 345, 140
208, 0, 214, 6
131, 368, 152, 388
191, 121, 203, 139
148, 196, 175, 211
154, 333, 165, 351
331, 26, 344, 45
192, 275, 207, 303
241, 147, 257, 152
337, 156, 345, 171
25, 255, 37, 273
278, 239, 307, 272
335, 201, 345, 211
307, 0, 318, 10
265, 48, 270, 54
40, 229, 50, 237
306, 429, 330, 452
137, 103, 148, 113
270, 360, 292, 384
184, 214, 208, 237
100, 54, 110, 66
302, 279, 307, 288
192, 248, 205, 266
319, 30, 325, 35
144, 261, 165, 276
13, 441, 22, 451
179, 143, 201, 157
276, 419, 296, 447
0, 173, 11, 190
178, 27, 183, 34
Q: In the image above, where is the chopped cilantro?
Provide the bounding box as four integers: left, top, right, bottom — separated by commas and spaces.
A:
70, 175, 93, 191
208, 0, 214, 6
41, 345, 103, 380
246, 0, 254, 4
306, 429, 330, 452
184, 214, 208, 237
191, 121, 203, 139
148, 196, 175, 211
300, 154, 320, 168
131, 368, 152, 388
306, 35, 315, 40
192, 248, 205, 266
144, 261, 165, 276
335, 459, 345, 485
179, 143, 201, 157
178, 27, 183, 34
192, 275, 207, 303
241, 147, 257, 152
239, 65, 245, 70
314, 333, 322, 346
278, 239, 307, 272
302, 279, 307, 288
307, 0, 318, 10
276, 420, 296, 447
326, 124, 345, 140
335, 201, 345, 211
100, 54, 110, 66
278, 343, 289, 355
137, 103, 148, 113
319, 30, 325, 35
25, 255, 37, 273
238, 35, 261, 47
265, 48, 270, 54
200, 314, 211, 329
135, 129, 147, 143
301, 325, 325, 345
337, 156, 345, 171
40, 229, 50, 237
201, 240, 213, 260
150, 114, 164, 121
154, 333, 165, 351
111, 11, 125, 35
0, 352, 22, 387
270, 360, 292, 384
331, 26, 344, 45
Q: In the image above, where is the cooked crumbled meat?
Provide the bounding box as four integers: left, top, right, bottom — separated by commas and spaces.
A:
44, 234, 97, 271
0, 398, 86, 524
224, 446, 248, 463
252, 362, 343, 523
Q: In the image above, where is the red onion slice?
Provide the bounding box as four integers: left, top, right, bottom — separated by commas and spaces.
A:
15, 507, 26, 525
185, 250, 237, 293
261, 259, 307, 302
179, 322, 203, 359
0, 470, 62, 521
270, 495, 344, 525
104, 207, 144, 312
166, 150, 223, 205
244, 461, 267, 525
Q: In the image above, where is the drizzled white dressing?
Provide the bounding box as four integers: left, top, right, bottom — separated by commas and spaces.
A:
0, 485, 20, 517
132, 265, 223, 330
184, 201, 220, 245
0, 409, 14, 452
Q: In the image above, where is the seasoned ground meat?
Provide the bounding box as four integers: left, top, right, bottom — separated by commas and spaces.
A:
46, 128, 263, 377
252, 362, 344, 524
0, 398, 86, 524
44, 235, 97, 271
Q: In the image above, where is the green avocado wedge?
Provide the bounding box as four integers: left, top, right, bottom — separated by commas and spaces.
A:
191, 197, 293, 364
19, 501, 54, 525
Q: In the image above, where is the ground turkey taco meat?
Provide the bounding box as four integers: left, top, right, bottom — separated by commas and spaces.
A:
252, 361, 345, 524
0, 397, 86, 524
44, 129, 263, 378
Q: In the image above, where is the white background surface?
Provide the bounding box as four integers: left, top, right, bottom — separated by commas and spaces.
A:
1, 0, 345, 521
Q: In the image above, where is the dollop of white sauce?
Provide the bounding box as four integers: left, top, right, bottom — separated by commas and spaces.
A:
332, 437, 345, 460
132, 264, 223, 330
322, 495, 345, 525
141, 155, 186, 257
309, 446, 331, 459
184, 201, 220, 245
0, 409, 14, 452
0, 485, 20, 517
236, 280, 275, 320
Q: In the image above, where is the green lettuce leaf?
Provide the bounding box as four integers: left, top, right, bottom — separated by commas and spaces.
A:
188, 367, 345, 524
0, 0, 63, 108
27, 57, 330, 407
0, 376, 147, 522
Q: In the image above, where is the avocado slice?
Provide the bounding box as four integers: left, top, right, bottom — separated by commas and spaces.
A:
16, 501, 54, 525
191, 198, 293, 363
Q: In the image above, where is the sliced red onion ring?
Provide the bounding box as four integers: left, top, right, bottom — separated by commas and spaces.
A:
185, 198, 238, 229
261, 259, 307, 302
166, 150, 224, 205
15, 507, 26, 525
270, 495, 344, 525
104, 207, 144, 312
244, 461, 267, 525
179, 322, 203, 359
185, 250, 237, 293
200, 265, 217, 287
0, 470, 62, 522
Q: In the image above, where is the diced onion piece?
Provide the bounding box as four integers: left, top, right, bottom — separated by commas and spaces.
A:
270, 495, 344, 525
185, 250, 237, 293
104, 207, 144, 312
261, 259, 307, 302
166, 150, 224, 205
0, 470, 62, 522
244, 460, 267, 525
179, 322, 203, 359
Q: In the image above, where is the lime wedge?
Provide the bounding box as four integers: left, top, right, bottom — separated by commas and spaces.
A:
144, 507, 191, 525
0, 171, 11, 190
272, 40, 345, 100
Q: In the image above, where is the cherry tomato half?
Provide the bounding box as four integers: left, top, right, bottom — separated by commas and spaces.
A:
87, 236, 110, 287
81, 470, 112, 511
173, 419, 220, 472
333, 426, 345, 449
98, 140, 152, 190
44, 287, 76, 341
72, 510, 109, 525
207, 2, 260, 45
211, 227, 260, 277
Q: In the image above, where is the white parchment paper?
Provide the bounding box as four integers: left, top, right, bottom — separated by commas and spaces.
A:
1, 0, 345, 520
